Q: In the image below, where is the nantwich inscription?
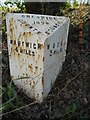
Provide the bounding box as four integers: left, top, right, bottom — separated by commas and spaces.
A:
10, 40, 63, 56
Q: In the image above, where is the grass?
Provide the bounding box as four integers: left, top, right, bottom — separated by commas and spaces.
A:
1, 81, 19, 112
